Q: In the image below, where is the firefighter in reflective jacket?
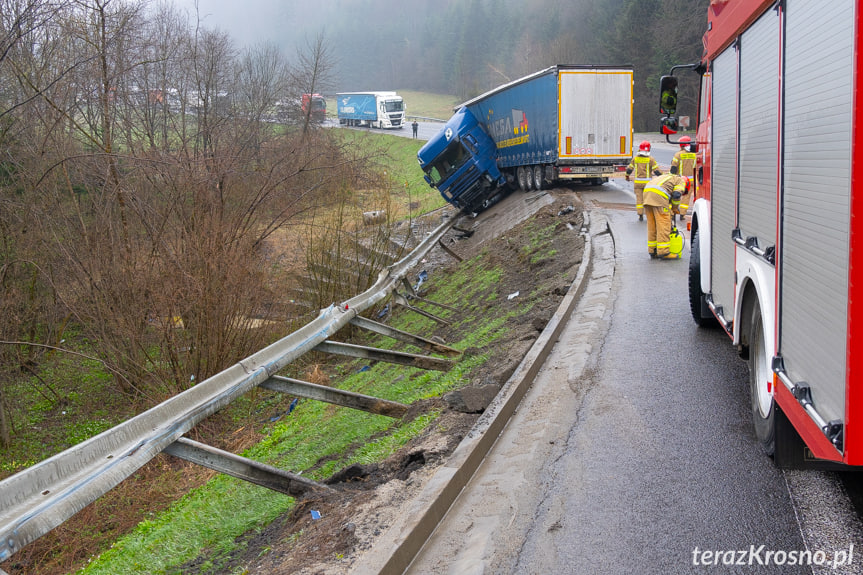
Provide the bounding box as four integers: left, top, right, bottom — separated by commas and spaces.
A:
625, 141, 662, 221
671, 136, 697, 218
643, 166, 689, 259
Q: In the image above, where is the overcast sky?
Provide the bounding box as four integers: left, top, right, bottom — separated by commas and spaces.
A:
169, 0, 330, 51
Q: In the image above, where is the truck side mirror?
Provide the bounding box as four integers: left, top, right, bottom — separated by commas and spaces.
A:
661, 116, 679, 135
659, 75, 678, 116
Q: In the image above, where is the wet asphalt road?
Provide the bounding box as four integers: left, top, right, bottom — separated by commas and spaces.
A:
517, 183, 807, 573
407, 179, 862, 574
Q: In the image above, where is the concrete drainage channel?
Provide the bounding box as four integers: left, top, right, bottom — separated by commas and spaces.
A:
354, 210, 615, 574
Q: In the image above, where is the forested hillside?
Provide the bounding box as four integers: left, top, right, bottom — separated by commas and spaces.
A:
327, 0, 710, 130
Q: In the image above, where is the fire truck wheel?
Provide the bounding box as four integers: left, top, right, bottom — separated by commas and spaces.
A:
688, 229, 715, 327
748, 299, 776, 455
533, 165, 544, 190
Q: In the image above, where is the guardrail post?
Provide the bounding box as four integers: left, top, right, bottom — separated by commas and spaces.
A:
349, 315, 461, 357
261, 375, 409, 418
163, 438, 332, 496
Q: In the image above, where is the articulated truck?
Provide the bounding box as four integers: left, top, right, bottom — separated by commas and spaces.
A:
418, 65, 634, 212
301, 93, 326, 123
337, 91, 405, 129
661, 0, 862, 468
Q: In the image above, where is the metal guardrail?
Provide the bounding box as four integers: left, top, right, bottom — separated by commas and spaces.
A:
0, 214, 457, 563
405, 115, 447, 123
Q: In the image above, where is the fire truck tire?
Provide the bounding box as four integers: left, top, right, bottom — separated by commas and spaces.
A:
688, 229, 715, 327
748, 299, 776, 455
533, 165, 544, 190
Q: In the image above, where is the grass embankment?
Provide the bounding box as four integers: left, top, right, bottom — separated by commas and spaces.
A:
0, 124, 446, 482
79, 252, 518, 574
330, 128, 447, 216
1, 90, 528, 575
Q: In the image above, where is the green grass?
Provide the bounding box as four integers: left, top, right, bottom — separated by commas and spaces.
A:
398, 90, 461, 121
520, 221, 559, 265
0, 336, 122, 479
328, 129, 447, 216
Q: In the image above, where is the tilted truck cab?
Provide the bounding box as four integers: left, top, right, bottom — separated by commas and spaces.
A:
417, 107, 506, 212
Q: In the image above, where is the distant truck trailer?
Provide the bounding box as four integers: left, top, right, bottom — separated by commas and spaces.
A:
337, 91, 405, 129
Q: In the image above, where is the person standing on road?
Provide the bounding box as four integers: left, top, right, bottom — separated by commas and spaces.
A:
671, 135, 697, 220
643, 166, 689, 260
412, 120, 419, 138
625, 141, 662, 221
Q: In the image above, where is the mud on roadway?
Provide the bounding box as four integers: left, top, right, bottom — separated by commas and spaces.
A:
197, 185, 592, 575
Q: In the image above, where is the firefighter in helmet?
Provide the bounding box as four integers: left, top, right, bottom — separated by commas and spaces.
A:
643, 166, 689, 259
625, 141, 663, 221
671, 136, 697, 220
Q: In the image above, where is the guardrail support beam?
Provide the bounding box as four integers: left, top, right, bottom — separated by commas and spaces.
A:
349, 315, 461, 358
163, 437, 331, 497
313, 340, 453, 371
401, 278, 460, 312
391, 293, 450, 326
261, 375, 408, 418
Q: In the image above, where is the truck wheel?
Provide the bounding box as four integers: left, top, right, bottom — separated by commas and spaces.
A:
688, 228, 716, 327
517, 167, 529, 192
533, 165, 544, 190
748, 299, 776, 455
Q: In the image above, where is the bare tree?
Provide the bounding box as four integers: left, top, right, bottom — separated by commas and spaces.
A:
290, 31, 335, 137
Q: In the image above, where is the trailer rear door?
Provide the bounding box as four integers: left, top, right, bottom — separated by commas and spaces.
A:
558, 70, 632, 160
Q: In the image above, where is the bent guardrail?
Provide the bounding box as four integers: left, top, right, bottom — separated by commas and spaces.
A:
0, 213, 457, 563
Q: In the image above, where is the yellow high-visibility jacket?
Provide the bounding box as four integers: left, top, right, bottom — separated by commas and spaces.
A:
671, 150, 697, 179
671, 149, 697, 216
626, 154, 661, 184
643, 173, 688, 210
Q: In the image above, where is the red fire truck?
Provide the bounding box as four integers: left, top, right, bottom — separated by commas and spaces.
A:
660, 0, 862, 468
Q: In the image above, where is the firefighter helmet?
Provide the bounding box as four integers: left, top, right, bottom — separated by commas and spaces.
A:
639, 141, 651, 152
679, 135, 691, 148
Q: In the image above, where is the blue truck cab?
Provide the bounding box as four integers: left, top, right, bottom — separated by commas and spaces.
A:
417, 107, 506, 212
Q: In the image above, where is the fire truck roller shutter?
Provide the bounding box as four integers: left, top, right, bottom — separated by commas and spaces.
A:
709, 45, 738, 314
779, 0, 854, 428
738, 9, 779, 250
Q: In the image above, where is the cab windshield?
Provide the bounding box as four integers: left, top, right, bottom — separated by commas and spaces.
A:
424, 140, 469, 186
384, 100, 404, 113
